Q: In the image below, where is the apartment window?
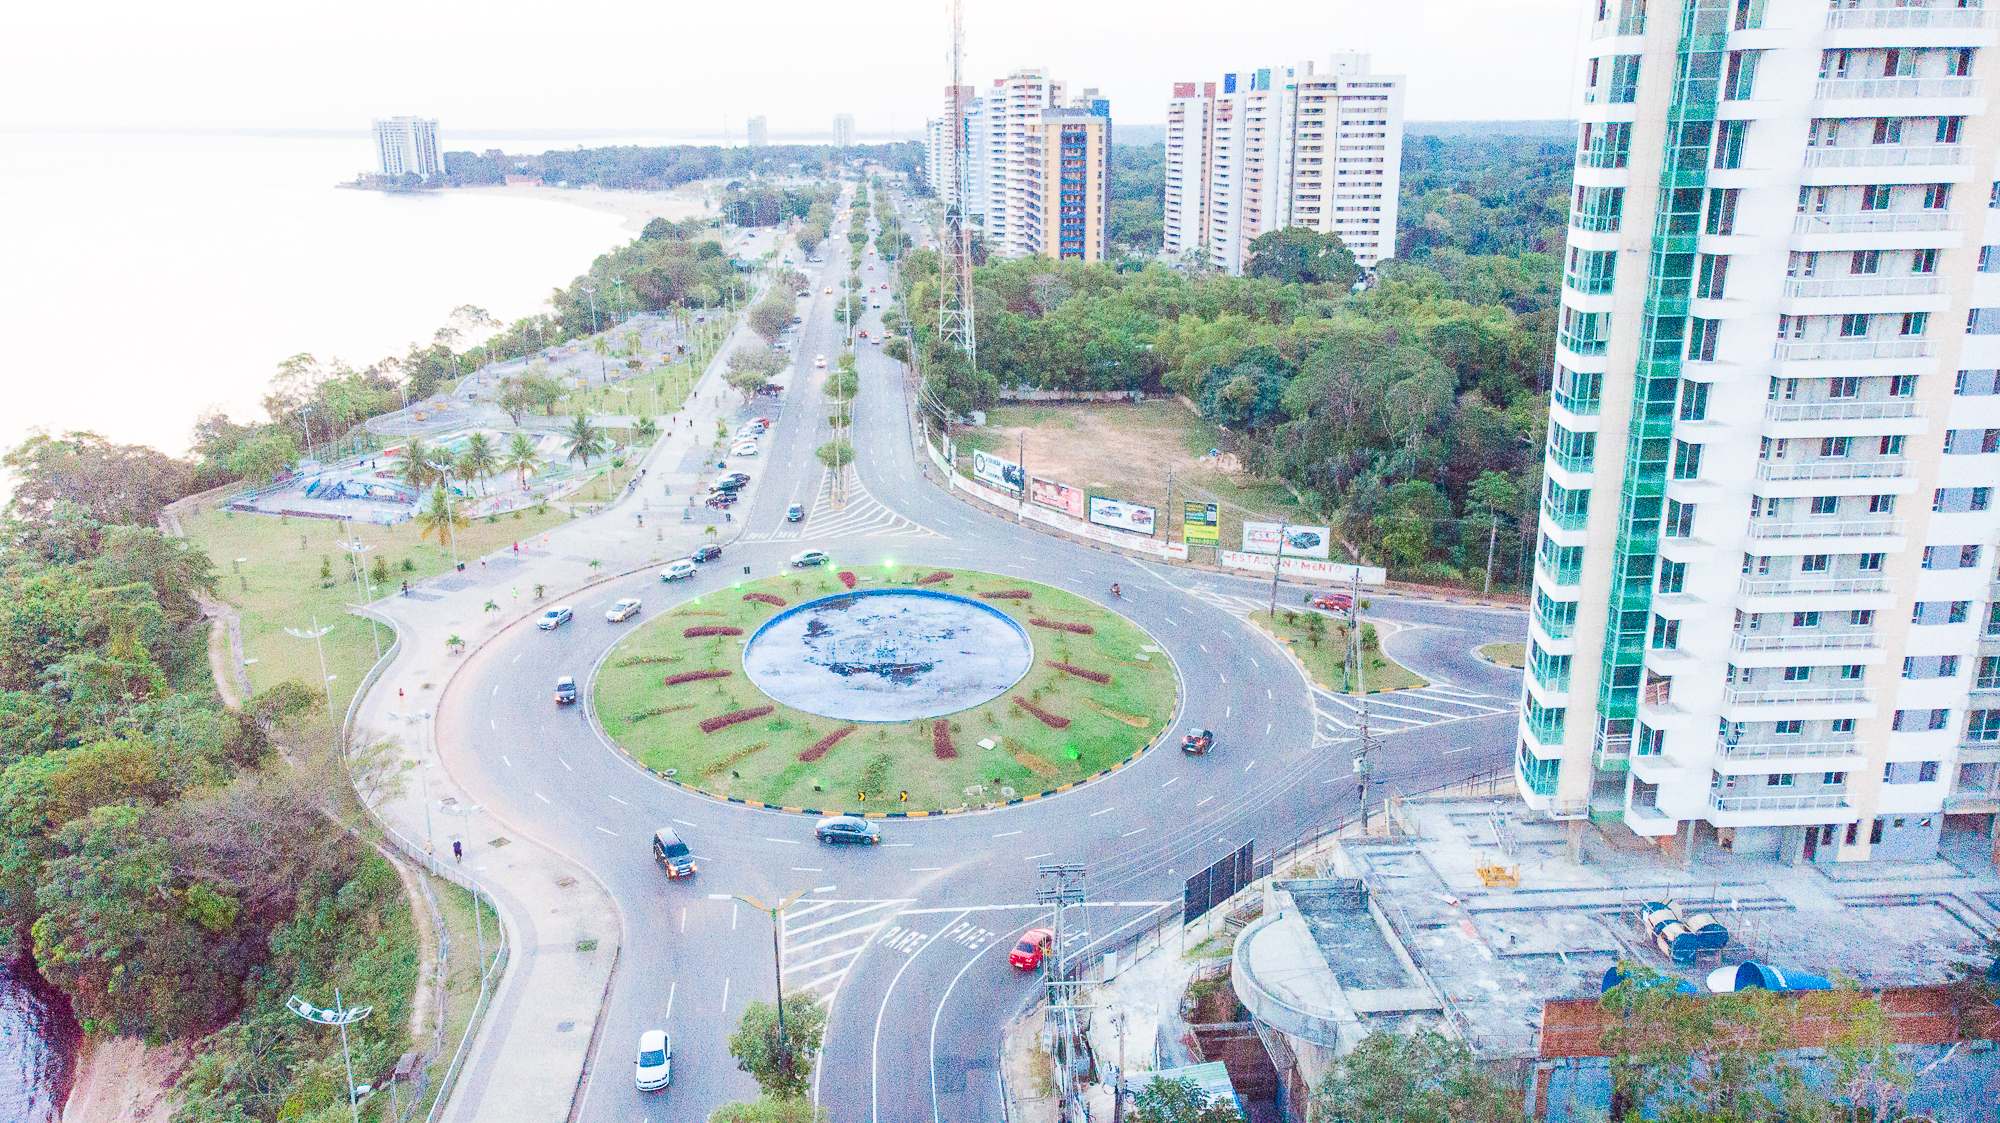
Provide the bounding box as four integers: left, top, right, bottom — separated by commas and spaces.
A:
1872, 118, 1904, 146
1880, 435, 1905, 456
1970, 309, 2000, 335
1850, 611, 1874, 626
1821, 436, 1853, 458
1939, 116, 1965, 144
1828, 376, 1859, 399
1861, 184, 1892, 211
1970, 711, 2000, 742
1810, 495, 1838, 516
1792, 612, 1819, 628
1672, 439, 1702, 479
1658, 560, 1686, 594
1913, 248, 1938, 274
1944, 428, 1999, 454
1734, 0, 1765, 29
1767, 773, 1795, 788
1800, 554, 1830, 573
1784, 666, 1812, 682
1724, 51, 1761, 100
1870, 494, 1894, 514
1663, 499, 1695, 538
1688, 318, 1720, 362
1652, 614, 1680, 649
1774, 719, 1803, 736
1705, 188, 1739, 235
1713, 119, 1747, 169
1860, 553, 1886, 570
1893, 709, 1951, 732
1840, 313, 1871, 338
1892, 374, 1919, 397
1901, 312, 1928, 336
1678, 380, 1710, 421
1957, 370, 2000, 396
1917, 600, 1973, 625
1980, 657, 2000, 690
1609, 55, 1641, 103
1825, 772, 1846, 785
1934, 487, 1994, 512
1925, 184, 1951, 210
1842, 664, 1865, 680
1696, 254, 1729, 300
1981, 247, 2000, 273
1902, 655, 1960, 679
1850, 249, 1881, 275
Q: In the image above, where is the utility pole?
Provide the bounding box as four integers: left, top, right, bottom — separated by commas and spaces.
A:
1347, 570, 1378, 832
1037, 864, 1089, 1122
1267, 521, 1290, 620
717, 889, 810, 1081
1483, 512, 1499, 596
1017, 430, 1027, 523
285, 616, 336, 716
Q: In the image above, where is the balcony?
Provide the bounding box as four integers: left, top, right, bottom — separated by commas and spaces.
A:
1801, 145, 1969, 169
1739, 574, 1894, 597
1827, 7, 1998, 30
1773, 338, 1935, 362
1815, 77, 1985, 101
1746, 517, 1905, 539
1542, 501, 1589, 532
1570, 212, 1621, 233
1781, 275, 1946, 299
1754, 457, 1908, 481
1764, 399, 1926, 422
1731, 631, 1882, 654
1723, 684, 1872, 707
1710, 791, 1851, 812
1577, 148, 1630, 170
1793, 211, 1960, 236
1717, 738, 1865, 761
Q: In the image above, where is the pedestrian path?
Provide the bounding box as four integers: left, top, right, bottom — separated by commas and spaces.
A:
737, 467, 944, 543
780, 898, 914, 1006
1313, 682, 1516, 736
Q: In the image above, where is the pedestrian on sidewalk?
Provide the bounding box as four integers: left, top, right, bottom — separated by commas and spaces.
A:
453, 840, 463, 861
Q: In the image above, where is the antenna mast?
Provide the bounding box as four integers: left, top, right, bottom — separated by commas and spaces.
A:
940, 0, 976, 371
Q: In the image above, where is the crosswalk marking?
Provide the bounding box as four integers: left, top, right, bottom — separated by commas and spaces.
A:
779, 898, 912, 1006
753, 467, 944, 542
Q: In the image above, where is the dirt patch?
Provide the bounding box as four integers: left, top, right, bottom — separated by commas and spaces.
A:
1014, 750, 1059, 778
63, 1036, 191, 1123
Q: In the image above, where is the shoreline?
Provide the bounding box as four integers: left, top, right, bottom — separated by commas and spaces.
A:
450, 183, 715, 233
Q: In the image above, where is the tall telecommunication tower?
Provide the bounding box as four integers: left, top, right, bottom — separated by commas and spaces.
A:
939, 0, 977, 370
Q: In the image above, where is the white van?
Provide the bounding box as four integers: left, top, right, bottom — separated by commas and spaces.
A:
660, 559, 698, 582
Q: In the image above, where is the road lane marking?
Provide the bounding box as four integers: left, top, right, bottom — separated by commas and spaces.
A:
1122, 827, 1146, 837
1220, 674, 1227, 684
911, 867, 942, 872
535, 792, 550, 803
1197, 796, 1214, 806
1182, 606, 1195, 615
1266, 723, 1272, 734
596, 827, 618, 835
502, 756, 512, 767
993, 830, 1022, 838
884, 842, 914, 847
1266, 689, 1273, 699
665, 981, 676, 1020
1446, 746, 1470, 755
766, 837, 801, 844
720, 977, 730, 1011
608, 794, 628, 804
673, 818, 697, 827
512, 654, 521, 663
491, 686, 498, 696
1023, 851, 1055, 861
1245, 761, 1257, 772
1200, 644, 1208, 652
792, 867, 823, 872
1162, 776, 1180, 788
1090, 807, 1115, 817
1250, 657, 1259, 668
490, 720, 495, 729
559, 757, 573, 771
680, 908, 687, 934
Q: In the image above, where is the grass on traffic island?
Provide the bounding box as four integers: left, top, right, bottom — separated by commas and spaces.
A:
594, 568, 1177, 813
1478, 642, 1527, 669
1248, 609, 1428, 694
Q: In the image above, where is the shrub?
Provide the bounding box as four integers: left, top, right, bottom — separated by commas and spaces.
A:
665, 669, 732, 687
700, 706, 775, 734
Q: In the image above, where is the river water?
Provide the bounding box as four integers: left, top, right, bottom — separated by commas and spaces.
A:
0, 130, 633, 459
0, 129, 635, 1113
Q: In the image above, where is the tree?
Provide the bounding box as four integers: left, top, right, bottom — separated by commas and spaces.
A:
503, 433, 541, 488
398, 436, 435, 491
226, 432, 299, 484
1308, 1030, 1517, 1123
707, 1100, 827, 1123
565, 414, 607, 468
748, 295, 795, 341
415, 485, 467, 546
815, 441, 854, 470
498, 380, 535, 424
634, 417, 659, 442
458, 432, 499, 495
1243, 226, 1362, 288
1129, 1076, 1243, 1123
728, 992, 828, 1100
1304, 610, 1328, 650
4, 430, 198, 527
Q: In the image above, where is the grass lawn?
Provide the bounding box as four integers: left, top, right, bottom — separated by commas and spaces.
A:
1479, 642, 1527, 669
594, 568, 1178, 813
1249, 610, 1428, 694
949, 401, 1322, 552
182, 502, 571, 715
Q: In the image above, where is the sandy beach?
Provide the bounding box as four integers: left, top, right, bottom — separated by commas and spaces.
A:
453, 183, 715, 233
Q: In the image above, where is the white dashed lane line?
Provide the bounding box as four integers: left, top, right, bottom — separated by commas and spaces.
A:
535, 792, 551, 803
609, 794, 628, 804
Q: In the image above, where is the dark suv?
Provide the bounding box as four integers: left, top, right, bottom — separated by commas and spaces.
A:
692, 545, 722, 563
652, 827, 697, 878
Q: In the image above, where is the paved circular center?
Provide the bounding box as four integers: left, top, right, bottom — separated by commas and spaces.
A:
741, 588, 1034, 722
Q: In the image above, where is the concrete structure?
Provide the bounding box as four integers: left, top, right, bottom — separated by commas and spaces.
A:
927, 85, 975, 208
372, 116, 442, 180
1162, 55, 1404, 272
747, 116, 768, 147
833, 112, 856, 147
1522, 0, 2000, 867
931, 69, 1112, 259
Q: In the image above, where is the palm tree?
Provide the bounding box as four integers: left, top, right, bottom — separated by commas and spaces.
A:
416, 484, 468, 546
565, 413, 607, 468
459, 432, 499, 495
592, 336, 612, 381
634, 416, 659, 443
502, 432, 541, 489
399, 436, 434, 491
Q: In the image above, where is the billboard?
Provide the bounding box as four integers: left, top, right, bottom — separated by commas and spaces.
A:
1243, 521, 1333, 559
1184, 501, 1219, 544
1088, 496, 1157, 535
1030, 475, 1085, 519
1218, 551, 1387, 585
972, 449, 1023, 493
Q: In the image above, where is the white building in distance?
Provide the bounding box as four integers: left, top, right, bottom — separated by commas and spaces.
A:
372, 116, 442, 180
1163, 54, 1404, 273
833, 113, 856, 147
747, 116, 768, 146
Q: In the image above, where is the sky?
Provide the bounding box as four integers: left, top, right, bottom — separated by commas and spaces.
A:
3, 0, 1584, 138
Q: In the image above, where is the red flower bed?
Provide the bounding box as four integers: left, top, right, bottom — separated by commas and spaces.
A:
683, 625, 745, 638
1013, 696, 1070, 730
1044, 660, 1111, 685
932, 720, 957, 759
742, 592, 787, 607
664, 669, 733, 687
838, 571, 858, 589
1030, 618, 1095, 635
917, 571, 955, 586
800, 724, 856, 762
699, 706, 773, 734
980, 590, 1031, 599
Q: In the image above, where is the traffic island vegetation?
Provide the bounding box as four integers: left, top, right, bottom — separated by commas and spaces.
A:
595, 569, 1177, 811
1249, 609, 1428, 694
1478, 642, 1527, 669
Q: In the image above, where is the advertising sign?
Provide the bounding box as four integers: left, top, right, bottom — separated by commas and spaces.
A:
1088, 496, 1157, 535
1184, 501, 1219, 544
1219, 550, 1387, 585
973, 449, 1023, 493
1030, 476, 1085, 518
1242, 521, 1333, 559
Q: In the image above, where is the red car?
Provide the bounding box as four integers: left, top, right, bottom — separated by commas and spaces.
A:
1010, 928, 1053, 970
1310, 592, 1353, 612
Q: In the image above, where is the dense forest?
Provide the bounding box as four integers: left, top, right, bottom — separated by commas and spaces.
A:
907, 132, 1575, 586
0, 434, 416, 1119
437, 141, 926, 190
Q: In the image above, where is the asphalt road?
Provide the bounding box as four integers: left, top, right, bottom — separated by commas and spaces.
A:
438, 199, 1526, 1123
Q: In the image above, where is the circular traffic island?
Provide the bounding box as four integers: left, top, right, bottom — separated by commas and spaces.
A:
594, 567, 1176, 813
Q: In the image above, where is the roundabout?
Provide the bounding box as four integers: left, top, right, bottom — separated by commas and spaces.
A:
592, 567, 1179, 812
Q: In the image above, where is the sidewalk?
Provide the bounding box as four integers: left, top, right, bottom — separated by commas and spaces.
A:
350, 281, 778, 1122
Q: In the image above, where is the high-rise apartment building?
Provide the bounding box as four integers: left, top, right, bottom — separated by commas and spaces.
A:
372, 116, 442, 180
747, 116, 768, 146
1524, 0, 2000, 866
932, 70, 1111, 259
833, 113, 856, 147
927, 85, 976, 208
1162, 55, 1404, 273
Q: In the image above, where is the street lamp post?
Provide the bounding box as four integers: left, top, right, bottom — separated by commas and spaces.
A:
425, 460, 462, 569
715, 888, 810, 1078
582, 284, 599, 334
286, 991, 372, 1123
336, 538, 380, 660
284, 616, 336, 715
